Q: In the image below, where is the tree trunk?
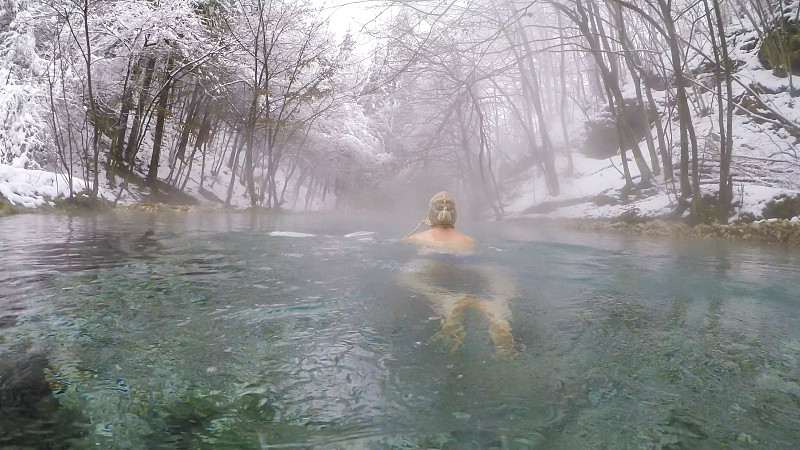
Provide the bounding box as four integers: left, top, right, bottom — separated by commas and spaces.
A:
659, 0, 694, 199
243, 102, 259, 206
146, 56, 173, 185
558, 14, 574, 177
175, 85, 202, 162
504, 0, 560, 196
225, 143, 244, 206
643, 79, 672, 179
713, 0, 734, 215
612, 4, 660, 176
590, 0, 652, 186
111, 60, 137, 179
124, 56, 156, 168
81, 0, 100, 198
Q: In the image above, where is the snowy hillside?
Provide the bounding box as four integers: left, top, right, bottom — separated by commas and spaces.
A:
504, 2, 800, 223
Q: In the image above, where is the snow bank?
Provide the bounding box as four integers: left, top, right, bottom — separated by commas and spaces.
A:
737, 185, 800, 218
0, 162, 90, 207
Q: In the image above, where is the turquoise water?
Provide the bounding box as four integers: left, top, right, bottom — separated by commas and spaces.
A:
1, 211, 799, 448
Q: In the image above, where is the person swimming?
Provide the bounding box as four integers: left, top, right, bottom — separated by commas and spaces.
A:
400, 191, 515, 358
404, 191, 476, 253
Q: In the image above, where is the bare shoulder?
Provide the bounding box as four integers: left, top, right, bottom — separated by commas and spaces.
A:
403, 230, 431, 244
453, 230, 477, 246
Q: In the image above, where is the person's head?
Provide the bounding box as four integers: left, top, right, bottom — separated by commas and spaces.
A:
425, 191, 457, 228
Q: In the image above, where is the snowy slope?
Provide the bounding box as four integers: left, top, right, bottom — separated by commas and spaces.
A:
507, 8, 800, 223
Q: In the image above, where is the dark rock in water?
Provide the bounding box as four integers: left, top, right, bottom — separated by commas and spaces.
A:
0, 351, 88, 447
418, 432, 458, 448
451, 429, 503, 448
657, 408, 711, 449
0, 315, 17, 329
666, 409, 710, 440
0, 353, 54, 417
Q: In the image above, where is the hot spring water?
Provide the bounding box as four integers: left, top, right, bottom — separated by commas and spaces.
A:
1, 211, 798, 448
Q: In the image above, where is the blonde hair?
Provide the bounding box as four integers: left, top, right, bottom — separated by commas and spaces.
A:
424, 191, 457, 228
404, 191, 459, 238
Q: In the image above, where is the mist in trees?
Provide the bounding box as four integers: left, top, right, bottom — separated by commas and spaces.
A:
2, 0, 799, 221
365, 0, 799, 221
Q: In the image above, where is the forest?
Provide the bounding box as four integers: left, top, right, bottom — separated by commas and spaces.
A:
2, 0, 799, 222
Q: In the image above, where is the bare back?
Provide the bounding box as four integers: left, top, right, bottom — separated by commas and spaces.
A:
404, 227, 476, 254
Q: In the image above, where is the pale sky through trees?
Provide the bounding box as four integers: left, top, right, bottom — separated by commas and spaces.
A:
318, 0, 377, 42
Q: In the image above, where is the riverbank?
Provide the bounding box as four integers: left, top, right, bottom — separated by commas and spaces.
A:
0, 195, 23, 218
3, 150, 799, 246
565, 217, 800, 245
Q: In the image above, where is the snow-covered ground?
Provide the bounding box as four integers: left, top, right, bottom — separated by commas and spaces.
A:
503, 151, 799, 221
0, 156, 108, 208
0, 157, 337, 210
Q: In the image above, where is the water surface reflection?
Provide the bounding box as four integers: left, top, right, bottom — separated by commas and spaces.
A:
1, 211, 799, 448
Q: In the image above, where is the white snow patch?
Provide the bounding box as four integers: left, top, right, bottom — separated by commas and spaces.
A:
344, 231, 375, 237
736, 185, 800, 219
0, 163, 101, 207
268, 231, 316, 238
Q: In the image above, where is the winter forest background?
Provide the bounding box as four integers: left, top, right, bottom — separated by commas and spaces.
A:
2, 0, 800, 222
